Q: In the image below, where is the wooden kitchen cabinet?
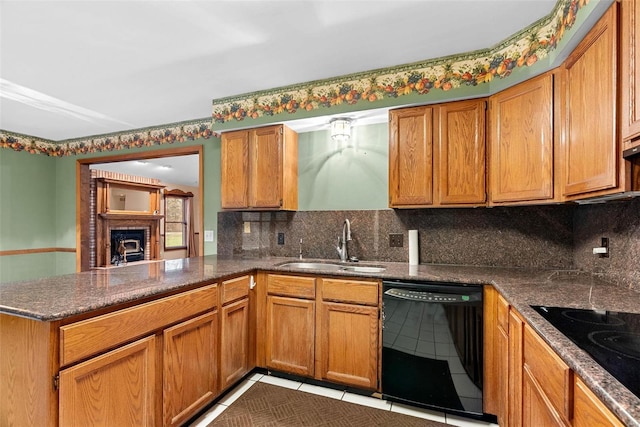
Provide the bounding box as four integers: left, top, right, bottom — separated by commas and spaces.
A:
574, 376, 624, 427
522, 324, 572, 427
265, 274, 316, 376
59, 336, 157, 427
483, 286, 510, 426
261, 273, 381, 390
389, 100, 486, 208
486, 286, 626, 427
489, 71, 559, 204
220, 124, 298, 210
219, 275, 252, 391
58, 284, 218, 427
163, 311, 218, 427
621, 0, 640, 150
436, 99, 487, 205
562, 4, 623, 200
317, 277, 379, 390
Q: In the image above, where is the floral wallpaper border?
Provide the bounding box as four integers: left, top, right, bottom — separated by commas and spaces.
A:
0, 119, 215, 157
211, 0, 590, 125
1, 0, 594, 156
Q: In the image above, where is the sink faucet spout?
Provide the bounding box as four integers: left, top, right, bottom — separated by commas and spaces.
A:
336, 219, 352, 262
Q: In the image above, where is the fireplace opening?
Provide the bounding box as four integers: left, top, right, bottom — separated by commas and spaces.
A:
111, 229, 145, 263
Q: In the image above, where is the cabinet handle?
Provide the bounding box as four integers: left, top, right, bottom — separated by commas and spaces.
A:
249, 275, 256, 290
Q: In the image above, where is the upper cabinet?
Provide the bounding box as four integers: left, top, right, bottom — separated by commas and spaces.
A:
221, 124, 298, 210
561, 4, 624, 200
488, 71, 559, 205
621, 0, 640, 151
389, 99, 486, 208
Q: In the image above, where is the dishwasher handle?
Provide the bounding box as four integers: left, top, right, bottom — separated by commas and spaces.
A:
383, 287, 481, 303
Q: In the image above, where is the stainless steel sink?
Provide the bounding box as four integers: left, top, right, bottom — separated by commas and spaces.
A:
277, 262, 343, 270
277, 262, 386, 273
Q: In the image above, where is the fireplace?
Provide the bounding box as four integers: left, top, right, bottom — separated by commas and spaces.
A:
110, 229, 145, 263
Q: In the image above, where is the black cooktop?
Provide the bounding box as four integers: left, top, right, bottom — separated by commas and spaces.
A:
531, 305, 640, 400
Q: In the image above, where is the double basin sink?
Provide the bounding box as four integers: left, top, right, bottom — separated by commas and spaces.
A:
277, 261, 386, 274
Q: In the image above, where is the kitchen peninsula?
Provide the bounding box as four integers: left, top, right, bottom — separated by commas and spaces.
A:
1, 256, 639, 426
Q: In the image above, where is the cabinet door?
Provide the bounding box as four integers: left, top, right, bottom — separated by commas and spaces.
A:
389, 106, 434, 207
522, 368, 569, 427
318, 302, 378, 390
436, 99, 486, 205
221, 130, 250, 209
59, 336, 156, 427
563, 5, 619, 197
163, 311, 218, 427
266, 295, 315, 376
250, 125, 283, 208
622, 0, 640, 147
220, 298, 249, 391
574, 376, 624, 427
489, 72, 554, 203
508, 309, 524, 427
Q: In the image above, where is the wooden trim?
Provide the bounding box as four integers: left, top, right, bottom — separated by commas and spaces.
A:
164, 189, 194, 197
0, 247, 76, 256
97, 177, 166, 190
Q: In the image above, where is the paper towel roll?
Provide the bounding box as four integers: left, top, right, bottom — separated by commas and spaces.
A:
408, 229, 419, 265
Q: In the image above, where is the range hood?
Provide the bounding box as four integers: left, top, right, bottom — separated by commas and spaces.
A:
575, 148, 640, 204
574, 191, 640, 204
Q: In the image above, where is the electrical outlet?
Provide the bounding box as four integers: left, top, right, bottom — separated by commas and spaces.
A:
389, 233, 403, 247
277, 232, 285, 245
600, 237, 609, 258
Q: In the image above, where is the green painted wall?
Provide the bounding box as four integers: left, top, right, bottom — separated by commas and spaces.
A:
298, 123, 388, 211
0, 149, 57, 251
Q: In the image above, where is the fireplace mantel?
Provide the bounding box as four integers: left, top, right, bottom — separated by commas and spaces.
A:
99, 213, 164, 221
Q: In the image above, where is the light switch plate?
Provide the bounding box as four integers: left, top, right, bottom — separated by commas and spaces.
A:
204, 230, 214, 242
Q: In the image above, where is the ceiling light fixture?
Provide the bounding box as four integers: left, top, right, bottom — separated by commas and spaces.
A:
330, 118, 352, 142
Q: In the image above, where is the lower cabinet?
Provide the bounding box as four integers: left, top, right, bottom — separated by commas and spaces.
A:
163, 311, 218, 427
262, 273, 380, 390
219, 275, 252, 391
317, 277, 379, 390
485, 286, 625, 427
58, 284, 219, 427
522, 324, 572, 427
266, 295, 316, 376
220, 298, 250, 390
573, 376, 624, 427
59, 336, 157, 427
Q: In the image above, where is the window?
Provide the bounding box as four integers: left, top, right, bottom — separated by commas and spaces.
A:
165, 195, 187, 249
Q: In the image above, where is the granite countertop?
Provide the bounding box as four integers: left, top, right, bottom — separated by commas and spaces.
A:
1, 255, 638, 425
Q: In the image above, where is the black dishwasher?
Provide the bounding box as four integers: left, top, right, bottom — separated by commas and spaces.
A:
382, 280, 491, 421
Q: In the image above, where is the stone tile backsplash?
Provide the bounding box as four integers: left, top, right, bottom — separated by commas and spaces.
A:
219, 199, 640, 290
218, 205, 575, 269
573, 198, 640, 290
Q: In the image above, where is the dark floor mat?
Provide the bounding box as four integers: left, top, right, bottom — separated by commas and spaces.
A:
206, 382, 448, 427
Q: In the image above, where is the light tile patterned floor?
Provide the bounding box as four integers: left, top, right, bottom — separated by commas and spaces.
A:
189, 373, 499, 427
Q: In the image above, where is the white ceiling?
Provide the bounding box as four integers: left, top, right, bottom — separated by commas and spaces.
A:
91, 154, 200, 187
1, 0, 559, 142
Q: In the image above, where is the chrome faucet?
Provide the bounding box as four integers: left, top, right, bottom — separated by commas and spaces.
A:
336, 219, 352, 262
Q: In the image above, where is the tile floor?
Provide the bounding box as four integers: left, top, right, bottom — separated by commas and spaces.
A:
189, 373, 499, 427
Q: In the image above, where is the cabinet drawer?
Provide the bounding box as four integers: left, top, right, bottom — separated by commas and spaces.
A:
321, 278, 379, 306
497, 294, 509, 332
267, 274, 315, 299
60, 284, 217, 366
221, 275, 250, 305
523, 325, 572, 422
